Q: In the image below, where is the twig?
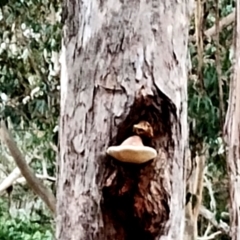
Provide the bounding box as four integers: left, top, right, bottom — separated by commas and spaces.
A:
203, 223, 213, 237
199, 205, 230, 234
205, 9, 235, 38
42, 159, 48, 177
197, 231, 222, 240
195, 0, 205, 89
0, 120, 56, 215
190, 9, 235, 42
221, 212, 229, 218
0, 170, 55, 193
17, 174, 56, 184
215, 0, 225, 129
203, 172, 216, 212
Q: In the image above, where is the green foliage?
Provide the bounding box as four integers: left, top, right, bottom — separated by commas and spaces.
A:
0, 198, 53, 240
0, 219, 53, 240
0, 0, 61, 128
0, 0, 61, 238
188, 1, 234, 239
0, 0, 61, 172
188, 0, 233, 146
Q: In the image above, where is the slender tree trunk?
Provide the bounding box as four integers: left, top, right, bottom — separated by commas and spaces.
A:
224, 4, 240, 240
57, 1, 193, 240
185, 152, 206, 240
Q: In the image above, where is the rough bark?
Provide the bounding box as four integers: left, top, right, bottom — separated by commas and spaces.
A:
224, 4, 240, 240
57, 1, 193, 240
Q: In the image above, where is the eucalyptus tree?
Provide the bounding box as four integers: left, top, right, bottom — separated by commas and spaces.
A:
57, 1, 193, 240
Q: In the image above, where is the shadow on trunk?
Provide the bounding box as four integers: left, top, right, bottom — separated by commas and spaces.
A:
101, 90, 177, 240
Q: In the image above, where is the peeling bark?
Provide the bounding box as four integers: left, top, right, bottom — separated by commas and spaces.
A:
224, 3, 240, 240
57, 1, 194, 240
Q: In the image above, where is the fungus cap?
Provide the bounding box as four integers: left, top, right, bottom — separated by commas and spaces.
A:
106, 135, 157, 164
133, 121, 154, 138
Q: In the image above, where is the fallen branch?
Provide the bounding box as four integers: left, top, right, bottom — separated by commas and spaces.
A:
0, 121, 56, 215
190, 9, 235, 42
199, 205, 230, 235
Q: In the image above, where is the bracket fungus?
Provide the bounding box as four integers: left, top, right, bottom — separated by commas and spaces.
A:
106, 121, 157, 164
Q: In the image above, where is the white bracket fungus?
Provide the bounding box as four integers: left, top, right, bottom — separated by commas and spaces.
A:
106, 135, 157, 164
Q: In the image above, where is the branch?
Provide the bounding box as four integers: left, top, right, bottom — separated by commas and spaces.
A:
17, 174, 56, 184
203, 223, 213, 237
197, 231, 222, 240
203, 173, 216, 211
199, 205, 230, 235
221, 212, 229, 219
190, 9, 235, 42
0, 170, 55, 193
195, 0, 205, 89
0, 167, 21, 194
0, 121, 56, 215
215, 0, 225, 127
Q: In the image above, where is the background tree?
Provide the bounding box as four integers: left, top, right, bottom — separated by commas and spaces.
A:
224, 1, 240, 239
186, 1, 235, 239
57, 0, 193, 240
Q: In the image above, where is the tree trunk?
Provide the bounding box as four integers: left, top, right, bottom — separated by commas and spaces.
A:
185, 152, 206, 240
224, 4, 240, 240
57, 1, 193, 240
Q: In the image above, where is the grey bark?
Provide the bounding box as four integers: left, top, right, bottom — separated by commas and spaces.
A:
57, 1, 193, 240
224, 3, 240, 240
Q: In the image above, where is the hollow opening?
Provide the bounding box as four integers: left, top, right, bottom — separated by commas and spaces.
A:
102, 90, 176, 240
